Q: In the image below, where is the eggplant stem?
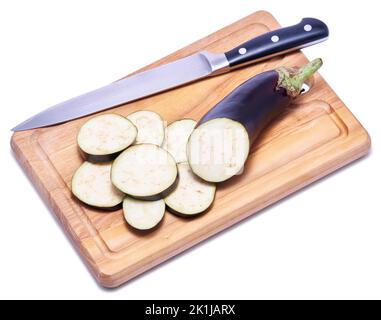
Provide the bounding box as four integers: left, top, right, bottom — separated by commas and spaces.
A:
277, 58, 323, 98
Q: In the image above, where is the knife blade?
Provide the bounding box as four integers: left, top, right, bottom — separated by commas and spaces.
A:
12, 17, 328, 131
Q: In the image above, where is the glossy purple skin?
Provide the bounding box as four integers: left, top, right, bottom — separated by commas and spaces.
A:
198, 70, 291, 144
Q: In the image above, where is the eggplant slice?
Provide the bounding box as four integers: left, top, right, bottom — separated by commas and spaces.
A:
123, 196, 165, 230
111, 144, 178, 200
165, 162, 216, 216
77, 113, 137, 161
72, 161, 124, 208
187, 118, 250, 183
127, 110, 164, 146
162, 119, 196, 163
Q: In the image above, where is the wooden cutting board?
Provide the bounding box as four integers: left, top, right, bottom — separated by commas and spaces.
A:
11, 11, 370, 288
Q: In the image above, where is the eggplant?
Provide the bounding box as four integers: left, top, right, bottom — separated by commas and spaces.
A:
77, 113, 137, 162
162, 119, 197, 163
126, 110, 165, 146
164, 162, 216, 217
111, 144, 178, 200
123, 196, 165, 230
187, 58, 323, 182
72, 161, 124, 208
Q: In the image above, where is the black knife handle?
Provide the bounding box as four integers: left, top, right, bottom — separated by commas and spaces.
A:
224, 18, 329, 68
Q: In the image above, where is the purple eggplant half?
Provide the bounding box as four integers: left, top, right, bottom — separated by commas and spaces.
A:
187, 58, 323, 182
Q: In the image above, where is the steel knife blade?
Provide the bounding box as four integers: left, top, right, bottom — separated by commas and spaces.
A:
12, 18, 328, 131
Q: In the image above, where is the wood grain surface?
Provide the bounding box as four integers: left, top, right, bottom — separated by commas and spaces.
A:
11, 11, 371, 287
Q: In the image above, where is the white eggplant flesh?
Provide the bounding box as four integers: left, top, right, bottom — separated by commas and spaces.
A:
162, 119, 196, 163
123, 196, 165, 230
72, 161, 124, 208
77, 114, 137, 160
187, 118, 250, 183
165, 162, 216, 216
127, 110, 164, 146
111, 144, 178, 200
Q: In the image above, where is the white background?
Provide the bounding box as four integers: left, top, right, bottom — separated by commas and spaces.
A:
1, 0, 380, 299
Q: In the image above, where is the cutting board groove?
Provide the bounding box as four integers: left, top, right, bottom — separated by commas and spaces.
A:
11, 11, 370, 287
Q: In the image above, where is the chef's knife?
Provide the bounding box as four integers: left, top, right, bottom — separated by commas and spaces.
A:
12, 18, 328, 131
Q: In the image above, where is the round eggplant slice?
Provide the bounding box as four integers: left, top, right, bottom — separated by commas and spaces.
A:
165, 162, 216, 216
162, 119, 196, 163
77, 113, 137, 161
123, 196, 165, 230
187, 118, 250, 183
127, 110, 164, 146
111, 144, 177, 200
72, 161, 124, 208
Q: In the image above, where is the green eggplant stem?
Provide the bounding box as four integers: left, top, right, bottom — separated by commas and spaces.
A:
276, 58, 323, 98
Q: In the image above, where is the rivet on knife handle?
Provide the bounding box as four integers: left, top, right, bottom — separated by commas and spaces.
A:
224, 18, 329, 68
